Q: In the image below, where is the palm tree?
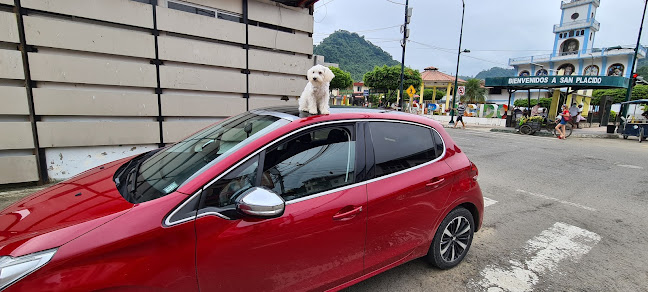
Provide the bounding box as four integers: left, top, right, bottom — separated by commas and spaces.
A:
461, 78, 486, 104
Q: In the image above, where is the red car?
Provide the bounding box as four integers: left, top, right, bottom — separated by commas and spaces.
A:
0, 107, 483, 291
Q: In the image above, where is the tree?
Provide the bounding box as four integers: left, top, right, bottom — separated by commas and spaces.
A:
636, 66, 648, 78
423, 88, 446, 100
363, 65, 422, 92
329, 67, 353, 91
592, 85, 648, 105
460, 78, 486, 104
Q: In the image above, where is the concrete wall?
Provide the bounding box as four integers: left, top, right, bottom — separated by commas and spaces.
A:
0, 0, 313, 184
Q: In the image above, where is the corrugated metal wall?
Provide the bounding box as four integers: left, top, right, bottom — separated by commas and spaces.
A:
0, 0, 313, 184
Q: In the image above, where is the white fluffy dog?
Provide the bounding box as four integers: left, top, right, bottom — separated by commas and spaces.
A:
299, 65, 335, 115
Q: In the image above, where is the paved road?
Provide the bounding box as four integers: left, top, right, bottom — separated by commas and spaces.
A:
347, 128, 648, 292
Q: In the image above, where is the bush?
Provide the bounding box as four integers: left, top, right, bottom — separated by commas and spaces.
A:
513, 98, 552, 108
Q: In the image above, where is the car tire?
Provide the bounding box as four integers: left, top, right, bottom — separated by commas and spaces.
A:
426, 207, 474, 269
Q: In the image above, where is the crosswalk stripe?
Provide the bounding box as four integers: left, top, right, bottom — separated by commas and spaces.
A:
470, 222, 601, 292
483, 197, 498, 207
516, 189, 596, 212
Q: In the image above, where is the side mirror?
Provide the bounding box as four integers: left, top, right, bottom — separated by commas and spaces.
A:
236, 187, 285, 218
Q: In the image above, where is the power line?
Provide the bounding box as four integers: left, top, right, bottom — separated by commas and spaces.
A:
385, 0, 405, 5
313, 25, 401, 37
315, 0, 337, 9
408, 40, 511, 67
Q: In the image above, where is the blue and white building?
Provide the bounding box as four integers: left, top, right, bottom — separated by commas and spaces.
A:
506, 0, 646, 100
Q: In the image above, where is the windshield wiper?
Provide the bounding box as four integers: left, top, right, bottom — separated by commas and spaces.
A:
125, 159, 144, 202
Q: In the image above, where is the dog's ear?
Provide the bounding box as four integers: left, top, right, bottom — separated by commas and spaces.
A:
323, 67, 335, 83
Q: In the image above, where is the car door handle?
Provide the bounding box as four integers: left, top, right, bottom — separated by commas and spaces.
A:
333, 206, 363, 221
426, 178, 445, 187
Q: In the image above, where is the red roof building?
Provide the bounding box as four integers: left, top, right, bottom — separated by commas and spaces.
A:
421, 66, 466, 86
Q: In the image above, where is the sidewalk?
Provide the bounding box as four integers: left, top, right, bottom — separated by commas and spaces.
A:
426, 115, 620, 139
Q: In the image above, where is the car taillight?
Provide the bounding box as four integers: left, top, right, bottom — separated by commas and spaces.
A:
469, 161, 478, 181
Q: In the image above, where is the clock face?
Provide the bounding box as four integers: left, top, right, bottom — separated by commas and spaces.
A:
571, 13, 579, 20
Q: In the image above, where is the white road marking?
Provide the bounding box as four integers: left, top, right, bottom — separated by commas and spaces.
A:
516, 189, 596, 212
484, 197, 498, 207
617, 164, 644, 169
472, 222, 601, 292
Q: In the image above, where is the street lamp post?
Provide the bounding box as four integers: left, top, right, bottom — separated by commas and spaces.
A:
449, 0, 467, 125
621, 0, 648, 128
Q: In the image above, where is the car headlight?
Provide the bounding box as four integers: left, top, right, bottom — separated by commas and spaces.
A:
0, 249, 57, 290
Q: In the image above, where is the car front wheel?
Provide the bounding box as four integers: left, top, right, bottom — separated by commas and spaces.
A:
426, 207, 474, 269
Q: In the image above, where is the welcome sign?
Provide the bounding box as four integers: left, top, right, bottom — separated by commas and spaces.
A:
486, 76, 629, 89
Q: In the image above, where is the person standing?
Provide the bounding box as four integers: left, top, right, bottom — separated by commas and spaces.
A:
555, 104, 571, 139
576, 104, 584, 128
453, 102, 467, 129
531, 104, 540, 116
569, 103, 579, 128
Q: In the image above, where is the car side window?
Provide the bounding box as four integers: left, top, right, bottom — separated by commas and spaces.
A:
202, 156, 259, 208
431, 129, 445, 157
368, 122, 437, 177
261, 126, 356, 201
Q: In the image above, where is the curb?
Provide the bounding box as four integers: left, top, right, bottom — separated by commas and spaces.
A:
489, 128, 620, 139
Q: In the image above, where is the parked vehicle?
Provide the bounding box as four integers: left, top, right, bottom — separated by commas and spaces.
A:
0, 106, 483, 291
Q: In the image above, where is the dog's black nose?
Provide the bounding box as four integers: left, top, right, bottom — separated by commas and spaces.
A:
313, 77, 317, 81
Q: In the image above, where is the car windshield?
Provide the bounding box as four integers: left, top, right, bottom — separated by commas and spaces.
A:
117, 112, 289, 204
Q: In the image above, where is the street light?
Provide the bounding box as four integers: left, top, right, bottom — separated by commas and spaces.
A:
449, 0, 467, 125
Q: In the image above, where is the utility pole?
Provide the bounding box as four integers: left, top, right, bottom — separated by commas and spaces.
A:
449, 0, 466, 125
621, 0, 648, 128
398, 0, 411, 110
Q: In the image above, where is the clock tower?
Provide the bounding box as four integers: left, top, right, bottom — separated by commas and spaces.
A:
552, 0, 600, 58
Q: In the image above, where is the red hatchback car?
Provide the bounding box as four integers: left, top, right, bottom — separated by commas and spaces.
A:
0, 107, 483, 291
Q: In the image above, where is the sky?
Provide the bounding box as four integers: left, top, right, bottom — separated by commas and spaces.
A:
312, 0, 648, 77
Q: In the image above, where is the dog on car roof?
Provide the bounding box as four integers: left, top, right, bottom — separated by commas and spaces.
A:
298, 64, 335, 115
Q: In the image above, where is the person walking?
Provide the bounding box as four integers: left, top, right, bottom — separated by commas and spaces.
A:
555, 104, 571, 139
453, 102, 467, 129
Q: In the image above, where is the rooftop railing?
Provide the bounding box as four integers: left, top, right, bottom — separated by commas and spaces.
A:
554, 19, 600, 33
561, 0, 600, 9
508, 45, 648, 66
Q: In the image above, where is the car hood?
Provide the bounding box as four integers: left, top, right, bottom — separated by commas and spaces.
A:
0, 159, 134, 257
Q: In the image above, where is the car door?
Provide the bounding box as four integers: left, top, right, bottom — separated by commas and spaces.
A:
194, 123, 367, 292
363, 121, 454, 274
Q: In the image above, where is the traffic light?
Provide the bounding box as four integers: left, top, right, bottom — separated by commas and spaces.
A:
632, 73, 639, 87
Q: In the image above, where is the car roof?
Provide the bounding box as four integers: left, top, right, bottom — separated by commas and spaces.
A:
256, 106, 408, 120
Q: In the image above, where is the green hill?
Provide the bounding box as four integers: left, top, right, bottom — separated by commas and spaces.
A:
314, 30, 400, 82
474, 67, 517, 80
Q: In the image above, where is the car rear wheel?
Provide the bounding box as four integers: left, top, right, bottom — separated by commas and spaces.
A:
426, 207, 474, 269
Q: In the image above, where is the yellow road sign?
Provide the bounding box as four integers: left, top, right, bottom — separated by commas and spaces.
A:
406, 85, 416, 98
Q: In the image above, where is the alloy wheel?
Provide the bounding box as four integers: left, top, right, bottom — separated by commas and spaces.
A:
439, 216, 472, 262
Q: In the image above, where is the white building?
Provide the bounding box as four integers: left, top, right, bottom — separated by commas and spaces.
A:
506, 0, 646, 101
